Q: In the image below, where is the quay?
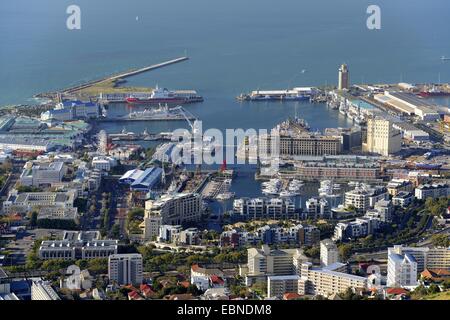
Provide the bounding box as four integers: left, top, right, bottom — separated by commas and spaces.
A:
109, 132, 172, 142
98, 116, 194, 122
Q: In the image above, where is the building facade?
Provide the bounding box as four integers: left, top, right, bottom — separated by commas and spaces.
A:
108, 253, 143, 286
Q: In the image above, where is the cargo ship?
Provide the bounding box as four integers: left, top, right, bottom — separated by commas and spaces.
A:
125, 86, 203, 105
418, 86, 450, 97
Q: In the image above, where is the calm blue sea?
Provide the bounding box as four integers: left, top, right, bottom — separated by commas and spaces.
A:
2, 0, 449, 219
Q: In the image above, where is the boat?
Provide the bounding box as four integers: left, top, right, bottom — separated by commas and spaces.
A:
354, 115, 366, 125
280, 94, 310, 101
279, 190, 296, 198
261, 178, 282, 195
126, 85, 203, 105
216, 192, 235, 201
418, 86, 450, 97
441, 56, 450, 61
125, 105, 193, 121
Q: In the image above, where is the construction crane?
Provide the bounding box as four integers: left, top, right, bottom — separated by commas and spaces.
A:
178, 106, 196, 132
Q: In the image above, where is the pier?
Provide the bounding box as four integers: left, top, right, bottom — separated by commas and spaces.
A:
36, 56, 189, 99
63, 56, 189, 94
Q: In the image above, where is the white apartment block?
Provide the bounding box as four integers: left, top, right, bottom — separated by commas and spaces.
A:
108, 254, 143, 286
267, 275, 300, 298
415, 183, 450, 200
304, 197, 331, 219
247, 245, 298, 277
388, 245, 450, 272
363, 117, 401, 156
320, 239, 339, 267
344, 185, 388, 213
233, 197, 296, 220
31, 280, 60, 300
142, 215, 162, 240
333, 217, 381, 241
144, 193, 202, 227
299, 262, 367, 297
387, 252, 418, 288
392, 191, 414, 208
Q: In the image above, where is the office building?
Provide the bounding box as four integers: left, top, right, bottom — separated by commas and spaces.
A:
108, 253, 143, 286
39, 231, 118, 260
289, 155, 381, 181
91, 156, 117, 172
19, 161, 66, 187
3, 189, 77, 215
259, 134, 342, 157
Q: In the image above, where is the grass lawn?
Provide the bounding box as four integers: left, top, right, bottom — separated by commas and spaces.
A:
73, 79, 153, 99
413, 291, 450, 300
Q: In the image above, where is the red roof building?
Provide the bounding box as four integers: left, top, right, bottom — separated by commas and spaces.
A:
386, 288, 409, 296
283, 292, 302, 300
421, 268, 450, 282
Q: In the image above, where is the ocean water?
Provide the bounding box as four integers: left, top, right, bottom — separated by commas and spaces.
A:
1, 0, 450, 113
2, 0, 449, 217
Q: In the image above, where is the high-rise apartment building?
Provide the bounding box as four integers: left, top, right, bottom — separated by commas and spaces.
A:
108, 253, 143, 286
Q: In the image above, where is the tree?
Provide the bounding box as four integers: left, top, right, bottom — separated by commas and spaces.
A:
338, 243, 353, 261
87, 258, 108, 275
30, 211, 38, 228
428, 283, 441, 295
111, 224, 121, 239
431, 234, 450, 248
303, 245, 320, 259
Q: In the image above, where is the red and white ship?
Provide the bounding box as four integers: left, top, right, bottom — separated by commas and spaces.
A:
418, 85, 450, 97
126, 86, 203, 105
